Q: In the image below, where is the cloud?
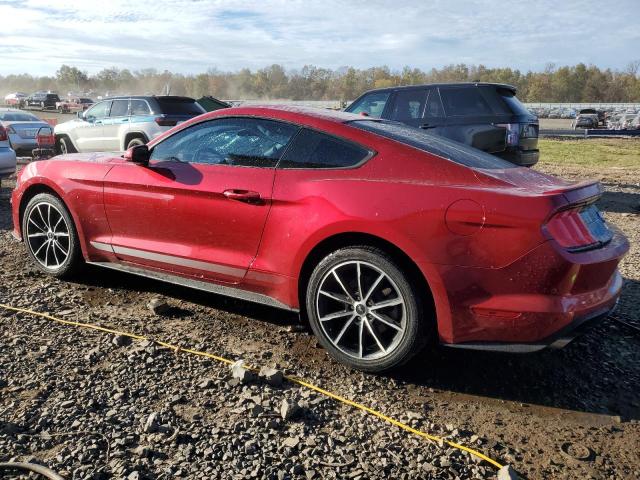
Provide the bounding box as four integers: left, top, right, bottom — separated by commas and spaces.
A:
0, 0, 637, 76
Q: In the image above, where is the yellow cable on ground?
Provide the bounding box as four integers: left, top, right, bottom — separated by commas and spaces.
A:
0, 303, 504, 470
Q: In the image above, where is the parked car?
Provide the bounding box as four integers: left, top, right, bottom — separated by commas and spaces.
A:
345, 83, 539, 166
0, 123, 17, 181
11, 106, 628, 372
54, 95, 205, 153
4, 92, 27, 107
0, 108, 51, 154
22, 92, 61, 111
572, 114, 599, 129
56, 97, 94, 113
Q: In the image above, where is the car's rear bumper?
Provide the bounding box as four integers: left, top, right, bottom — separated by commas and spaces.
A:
427, 226, 629, 347
498, 148, 539, 167
442, 297, 618, 353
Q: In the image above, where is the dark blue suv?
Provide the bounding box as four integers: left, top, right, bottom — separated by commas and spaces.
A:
345, 83, 539, 167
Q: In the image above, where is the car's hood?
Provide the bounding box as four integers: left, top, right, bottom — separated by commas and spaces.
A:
50, 152, 122, 164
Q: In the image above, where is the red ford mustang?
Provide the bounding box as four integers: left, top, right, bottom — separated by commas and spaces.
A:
11, 106, 629, 371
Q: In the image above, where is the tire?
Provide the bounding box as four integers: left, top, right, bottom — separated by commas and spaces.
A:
22, 193, 83, 278
57, 136, 75, 155
126, 137, 146, 149
306, 246, 428, 372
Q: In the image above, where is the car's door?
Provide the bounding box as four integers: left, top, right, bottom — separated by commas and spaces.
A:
74, 100, 112, 152
102, 99, 129, 151
102, 117, 299, 284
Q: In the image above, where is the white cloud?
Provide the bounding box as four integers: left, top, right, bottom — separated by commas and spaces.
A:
0, 0, 637, 75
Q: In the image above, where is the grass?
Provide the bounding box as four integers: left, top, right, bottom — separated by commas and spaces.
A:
538, 138, 640, 168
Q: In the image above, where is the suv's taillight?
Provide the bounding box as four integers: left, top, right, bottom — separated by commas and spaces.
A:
155, 116, 177, 127
0, 125, 7, 142
545, 204, 612, 251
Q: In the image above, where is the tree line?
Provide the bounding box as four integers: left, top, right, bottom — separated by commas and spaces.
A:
1, 62, 639, 103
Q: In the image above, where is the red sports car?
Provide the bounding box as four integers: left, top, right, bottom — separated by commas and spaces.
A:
10, 106, 628, 372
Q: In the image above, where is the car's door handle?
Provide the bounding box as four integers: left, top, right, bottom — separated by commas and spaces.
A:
223, 189, 263, 204
420, 123, 437, 129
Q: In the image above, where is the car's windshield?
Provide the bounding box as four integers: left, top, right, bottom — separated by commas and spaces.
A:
0, 112, 41, 122
349, 119, 517, 169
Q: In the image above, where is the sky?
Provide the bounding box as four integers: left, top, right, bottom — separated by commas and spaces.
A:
0, 0, 638, 76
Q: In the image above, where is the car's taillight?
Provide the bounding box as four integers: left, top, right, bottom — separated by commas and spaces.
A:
0, 125, 7, 141
545, 205, 612, 251
155, 116, 177, 127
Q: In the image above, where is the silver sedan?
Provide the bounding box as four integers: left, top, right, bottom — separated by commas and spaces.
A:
0, 108, 50, 154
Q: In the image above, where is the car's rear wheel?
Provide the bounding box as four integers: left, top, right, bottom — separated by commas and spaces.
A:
22, 193, 82, 278
306, 246, 427, 372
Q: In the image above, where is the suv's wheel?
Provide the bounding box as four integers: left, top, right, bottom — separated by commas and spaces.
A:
57, 136, 75, 155
22, 193, 83, 278
126, 136, 146, 149
306, 246, 427, 372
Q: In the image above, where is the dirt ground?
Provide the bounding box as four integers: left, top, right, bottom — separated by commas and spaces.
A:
0, 154, 639, 479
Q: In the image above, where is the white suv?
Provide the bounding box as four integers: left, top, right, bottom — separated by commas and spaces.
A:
54, 96, 206, 154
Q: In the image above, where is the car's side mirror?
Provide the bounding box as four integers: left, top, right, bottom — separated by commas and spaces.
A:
124, 144, 150, 166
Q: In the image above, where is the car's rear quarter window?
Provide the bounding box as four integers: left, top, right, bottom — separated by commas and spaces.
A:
350, 120, 516, 170
278, 129, 371, 169
439, 87, 493, 116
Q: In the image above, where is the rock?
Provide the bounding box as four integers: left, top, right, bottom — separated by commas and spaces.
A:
112, 335, 131, 347
147, 298, 170, 315
497, 465, 520, 479
280, 398, 301, 421
259, 366, 284, 387
144, 413, 160, 433
198, 378, 215, 389
60, 400, 74, 408
127, 472, 140, 480
230, 360, 256, 384
282, 436, 300, 449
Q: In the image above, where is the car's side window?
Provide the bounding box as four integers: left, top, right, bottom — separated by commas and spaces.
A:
390, 90, 428, 121
439, 86, 493, 116
348, 92, 390, 118
278, 129, 371, 169
130, 100, 150, 116
150, 118, 299, 167
85, 101, 111, 120
110, 99, 129, 117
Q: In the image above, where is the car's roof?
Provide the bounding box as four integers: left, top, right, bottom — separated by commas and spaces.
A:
356, 82, 517, 94
101, 95, 197, 101
230, 104, 364, 122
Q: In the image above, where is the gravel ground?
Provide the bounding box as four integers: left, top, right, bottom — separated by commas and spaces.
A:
0, 161, 639, 480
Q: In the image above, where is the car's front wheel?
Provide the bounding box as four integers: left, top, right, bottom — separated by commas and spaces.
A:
22, 193, 83, 278
306, 246, 427, 372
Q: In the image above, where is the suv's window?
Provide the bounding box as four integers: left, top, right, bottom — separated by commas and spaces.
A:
278, 129, 371, 169
495, 87, 532, 116
85, 101, 111, 120
130, 100, 151, 115
150, 117, 297, 167
347, 92, 390, 118
350, 120, 516, 170
390, 90, 427, 121
439, 86, 493, 116
110, 99, 129, 117
46, 94, 60, 101
156, 97, 205, 115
